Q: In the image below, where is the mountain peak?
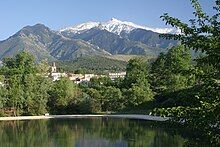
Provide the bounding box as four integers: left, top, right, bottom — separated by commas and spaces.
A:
60, 21, 100, 33
109, 18, 121, 22
60, 18, 179, 35
21, 23, 49, 31
34, 23, 45, 27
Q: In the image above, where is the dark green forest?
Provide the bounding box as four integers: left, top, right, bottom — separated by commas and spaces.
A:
55, 56, 127, 74
0, 0, 219, 146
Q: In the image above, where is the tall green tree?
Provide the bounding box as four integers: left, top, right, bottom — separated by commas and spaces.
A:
0, 76, 7, 115
123, 58, 153, 107
83, 77, 124, 112
48, 77, 80, 114
124, 58, 149, 88
102, 86, 124, 111
1, 52, 36, 78
23, 75, 52, 115
81, 88, 102, 113
154, 0, 220, 145
1, 52, 36, 115
160, 0, 220, 80
0, 52, 51, 116
151, 45, 195, 93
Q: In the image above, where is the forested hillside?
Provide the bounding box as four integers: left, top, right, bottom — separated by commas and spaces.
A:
55, 56, 127, 74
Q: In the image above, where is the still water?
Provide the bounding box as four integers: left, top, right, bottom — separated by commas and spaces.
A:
0, 118, 186, 147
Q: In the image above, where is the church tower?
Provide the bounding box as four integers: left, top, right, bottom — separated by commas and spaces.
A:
51, 62, 57, 73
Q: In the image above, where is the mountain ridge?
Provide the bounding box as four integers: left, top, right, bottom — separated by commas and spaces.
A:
0, 19, 178, 61
60, 18, 180, 36
0, 24, 109, 61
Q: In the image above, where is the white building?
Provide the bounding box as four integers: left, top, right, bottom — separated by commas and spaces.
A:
84, 74, 95, 81
50, 62, 67, 81
108, 72, 126, 80
50, 72, 67, 81
72, 74, 95, 84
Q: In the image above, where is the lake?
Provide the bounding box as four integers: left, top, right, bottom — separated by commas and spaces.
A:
0, 118, 186, 147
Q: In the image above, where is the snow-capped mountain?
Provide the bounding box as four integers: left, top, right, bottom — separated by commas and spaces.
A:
60, 18, 179, 35
60, 21, 100, 34
0, 20, 178, 61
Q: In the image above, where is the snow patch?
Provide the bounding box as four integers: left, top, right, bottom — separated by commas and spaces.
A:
60, 21, 100, 34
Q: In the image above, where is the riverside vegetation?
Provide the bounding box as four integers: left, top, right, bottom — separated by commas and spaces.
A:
0, 0, 219, 146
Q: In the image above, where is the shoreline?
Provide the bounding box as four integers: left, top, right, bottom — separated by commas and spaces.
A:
0, 114, 168, 122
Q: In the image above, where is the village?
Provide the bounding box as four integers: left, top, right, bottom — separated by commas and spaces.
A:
49, 62, 126, 83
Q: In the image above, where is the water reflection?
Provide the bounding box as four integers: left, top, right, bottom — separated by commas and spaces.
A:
0, 118, 185, 147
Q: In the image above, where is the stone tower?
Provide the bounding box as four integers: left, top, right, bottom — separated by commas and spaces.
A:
51, 62, 57, 73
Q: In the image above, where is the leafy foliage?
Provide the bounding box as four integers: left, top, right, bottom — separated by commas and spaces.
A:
47, 77, 80, 114
150, 45, 195, 93
123, 58, 153, 107
153, 0, 220, 145
0, 52, 52, 116
160, 0, 220, 79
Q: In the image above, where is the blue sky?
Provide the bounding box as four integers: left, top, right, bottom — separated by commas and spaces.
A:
0, 0, 215, 40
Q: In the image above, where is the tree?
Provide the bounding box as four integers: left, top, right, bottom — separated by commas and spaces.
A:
0, 78, 7, 116
74, 69, 86, 74
123, 58, 153, 107
37, 60, 51, 76
0, 52, 52, 116
126, 84, 153, 107
23, 75, 52, 115
160, 0, 220, 80
154, 0, 220, 145
81, 88, 102, 113
151, 45, 195, 93
84, 79, 124, 112
1, 52, 37, 116
1, 52, 36, 78
123, 58, 149, 88
102, 86, 124, 111
165, 45, 191, 73
48, 77, 80, 114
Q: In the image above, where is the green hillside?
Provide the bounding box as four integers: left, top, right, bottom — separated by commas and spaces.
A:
105, 54, 156, 62
55, 56, 127, 74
